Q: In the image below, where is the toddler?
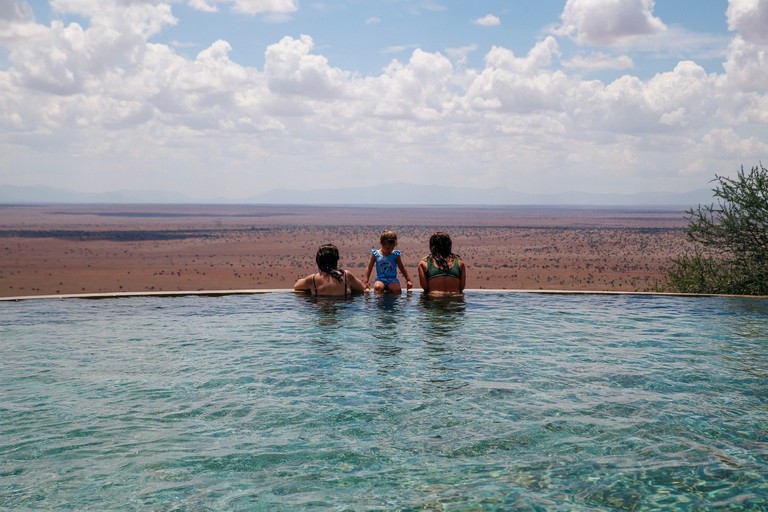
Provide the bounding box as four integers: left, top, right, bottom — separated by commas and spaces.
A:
364, 230, 413, 293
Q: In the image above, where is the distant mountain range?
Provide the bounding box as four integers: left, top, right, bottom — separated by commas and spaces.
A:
249, 183, 715, 207
0, 183, 715, 207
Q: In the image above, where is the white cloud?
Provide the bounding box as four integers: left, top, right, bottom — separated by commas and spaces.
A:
0, 1, 47, 43
382, 44, 419, 55
474, 14, 500, 27
562, 52, 634, 71
229, 0, 298, 15
722, 35, 768, 93
8, 1, 177, 95
464, 38, 566, 115
727, 0, 768, 44
181, 0, 299, 16
484, 36, 560, 74
50, 0, 177, 38
187, 0, 219, 13
0, 0, 33, 23
645, 61, 716, 127
556, 0, 667, 46
700, 128, 768, 162
0, 0, 766, 198
264, 35, 349, 98
370, 49, 455, 120
723, 0, 768, 93
553, 60, 719, 138
445, 44, 478, 66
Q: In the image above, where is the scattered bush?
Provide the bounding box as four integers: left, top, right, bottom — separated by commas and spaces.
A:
668, 163, 768, 295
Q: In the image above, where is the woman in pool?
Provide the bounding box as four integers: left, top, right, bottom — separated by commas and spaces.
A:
294, 244, 365, 297
418, 232, 466, 295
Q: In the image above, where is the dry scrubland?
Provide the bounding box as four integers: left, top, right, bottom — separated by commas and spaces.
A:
0, 204, 693, 297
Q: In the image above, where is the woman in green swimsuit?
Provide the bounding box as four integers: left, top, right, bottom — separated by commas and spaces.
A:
294, 244, 365, 297
418, 232, 466, 295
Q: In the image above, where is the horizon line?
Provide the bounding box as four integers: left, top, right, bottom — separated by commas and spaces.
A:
0, 201, 701, 209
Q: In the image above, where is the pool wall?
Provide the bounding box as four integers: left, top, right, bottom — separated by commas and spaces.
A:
2, 288, 767, 301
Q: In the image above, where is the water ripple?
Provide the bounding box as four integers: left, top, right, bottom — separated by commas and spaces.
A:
1, 293, 767, 510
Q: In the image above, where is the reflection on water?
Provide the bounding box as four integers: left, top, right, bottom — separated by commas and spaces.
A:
417, 294, 468, 393
368, 292, 402, 334
418, 293, 466, 340
723, 298, 768, 340
367, 293, 412, 374
720, 298, 768, 382
298, 293, 356, 327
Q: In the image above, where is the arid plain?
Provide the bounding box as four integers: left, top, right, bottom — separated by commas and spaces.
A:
0, 204, 694, 297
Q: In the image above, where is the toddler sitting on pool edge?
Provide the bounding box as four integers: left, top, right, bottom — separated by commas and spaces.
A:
364, 230, 413, 294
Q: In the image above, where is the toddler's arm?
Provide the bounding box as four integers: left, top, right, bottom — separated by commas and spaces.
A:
364, 253, 376, 290
396, 255, 413, 290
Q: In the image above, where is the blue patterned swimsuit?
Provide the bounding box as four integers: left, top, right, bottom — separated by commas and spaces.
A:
372, 249, 401, 286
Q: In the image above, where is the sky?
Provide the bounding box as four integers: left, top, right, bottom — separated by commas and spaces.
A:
1, 0, 767, 201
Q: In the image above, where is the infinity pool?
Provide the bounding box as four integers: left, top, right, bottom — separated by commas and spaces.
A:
1, 292, 767, 510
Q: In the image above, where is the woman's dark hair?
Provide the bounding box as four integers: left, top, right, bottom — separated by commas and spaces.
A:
316, 244, 344, 281
429, 232, 455, 270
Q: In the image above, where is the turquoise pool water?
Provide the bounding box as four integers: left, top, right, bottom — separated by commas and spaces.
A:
1, 292, 767, 510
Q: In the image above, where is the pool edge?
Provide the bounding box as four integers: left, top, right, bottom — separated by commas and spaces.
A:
2, 289, 766, 301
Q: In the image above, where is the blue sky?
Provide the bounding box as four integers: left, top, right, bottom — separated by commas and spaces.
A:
1, 0, 767, 201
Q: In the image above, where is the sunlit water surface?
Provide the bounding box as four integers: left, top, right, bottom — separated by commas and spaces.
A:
1, 292, 767, 510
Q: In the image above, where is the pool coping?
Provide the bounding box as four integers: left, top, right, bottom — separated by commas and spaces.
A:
2, 289, 766, 301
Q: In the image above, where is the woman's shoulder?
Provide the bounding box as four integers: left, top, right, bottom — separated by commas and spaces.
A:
293, 272, 316, 291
